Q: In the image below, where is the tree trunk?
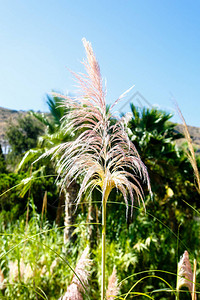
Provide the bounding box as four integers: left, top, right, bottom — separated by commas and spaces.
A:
64, 180, 79, 244
55, 190, 65, 226
87, 197, 97, 249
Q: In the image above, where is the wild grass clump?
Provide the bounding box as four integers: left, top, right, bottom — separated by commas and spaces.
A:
59, 246, 91, 300
0, 207, 81, 300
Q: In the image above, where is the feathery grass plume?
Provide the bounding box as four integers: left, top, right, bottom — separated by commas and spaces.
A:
9, 260, 25, 282
192, 259, 197, 300
8, 260, 35, 283
46, 38, 151, 211
59, 246, 91, 300
60, 283, 83, 300
106, 267, 120, 299
175, 102, 200, 193
0, 269, 5, 290
50, 257, 59, 274
24, 263, 34, 283
41, 190, 47, 222
40, 38, 151, 299
40, 265, 48, 277
177, 251, 196, 299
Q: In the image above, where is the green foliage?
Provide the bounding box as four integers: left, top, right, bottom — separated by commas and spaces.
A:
0, 172, 26, 222
72, 196, 200, 300
5, 114, 45, 167
128, 105, 182, 184
0, 171, 58, 223
127, 104, 200, 212
0, 208, 79, 300
31, 94, 67, 135
1, 98, 200, 298
0, 145, 6, 173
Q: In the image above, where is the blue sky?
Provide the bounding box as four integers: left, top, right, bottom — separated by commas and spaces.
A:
0, 1, 199, 126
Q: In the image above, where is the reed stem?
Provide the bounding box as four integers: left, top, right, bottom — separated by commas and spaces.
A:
176, 262, 179, 300
192, 259, 197, 300
101, 194, 107, 300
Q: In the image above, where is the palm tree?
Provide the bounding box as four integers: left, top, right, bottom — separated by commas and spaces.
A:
41, 38, 151, 299
127, 104, 183, 193
31, 93, 66, 134
126, 105, 192, 235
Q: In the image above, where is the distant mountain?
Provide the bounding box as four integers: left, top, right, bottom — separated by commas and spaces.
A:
175, 124, 200, 151
0, 107, 28, 142
0, 106, 200, 151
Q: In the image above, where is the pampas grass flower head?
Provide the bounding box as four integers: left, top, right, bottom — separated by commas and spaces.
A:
106, 266, 120, 299
44, 38, 151, 215
177, 250, 193, 293
60, 246, 91, 300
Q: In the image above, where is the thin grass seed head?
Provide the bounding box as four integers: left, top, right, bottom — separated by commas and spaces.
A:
106, 266, 120, 299
50, 257, 59, 274
9, 260, 25, 282
72, 245, 92, 289
177, 250, 193, 293
0, 269, 5, 290
59, 283, 83, 300
60, 246, 91, 300
175, 101, 200, 193
24, 263, 34, 283
41, 190, 48, 221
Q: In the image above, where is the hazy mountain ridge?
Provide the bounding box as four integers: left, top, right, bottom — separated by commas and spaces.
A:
0, 107, 28, 141
175, 124, 200, 150
0, 106, 200, 149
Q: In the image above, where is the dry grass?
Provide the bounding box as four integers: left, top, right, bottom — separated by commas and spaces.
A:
106, 267, 120, 299
59, 246, 91, 300
177, 251, 196, 300
175, 103, 200, 194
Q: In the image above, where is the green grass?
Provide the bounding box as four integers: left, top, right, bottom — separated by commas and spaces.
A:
0, 209, 82, 299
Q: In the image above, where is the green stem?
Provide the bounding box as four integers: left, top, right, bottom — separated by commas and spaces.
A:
192, 259, 197, 300
101, 194, 107, 300
176, 262, 179, 300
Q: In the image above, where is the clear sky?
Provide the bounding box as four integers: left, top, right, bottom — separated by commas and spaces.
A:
0, 1, 199, 126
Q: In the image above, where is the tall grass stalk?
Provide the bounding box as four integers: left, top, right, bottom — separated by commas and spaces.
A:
176, 261, 180, 300
38, 38, 151, 299
175, 103, 198, 300
41, 191, 47, 223
175, 102, 200, 193
176, 251, 196, 300
106, 266, 120, 299
60, 246, 91, 300
192, 259, 197, 300
102, 193, 107, 299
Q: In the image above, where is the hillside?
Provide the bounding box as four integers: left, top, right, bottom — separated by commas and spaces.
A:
175, 124, 200, 150
0, 107, 27, 142
0, 106, 200, 150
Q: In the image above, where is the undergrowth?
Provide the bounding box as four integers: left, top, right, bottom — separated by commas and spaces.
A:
0, 204, 81, 300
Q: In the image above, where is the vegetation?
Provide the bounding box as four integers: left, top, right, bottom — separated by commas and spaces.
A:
0, 39, 200, 299
0, 145, 6, 173
5, 114, 45, 167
